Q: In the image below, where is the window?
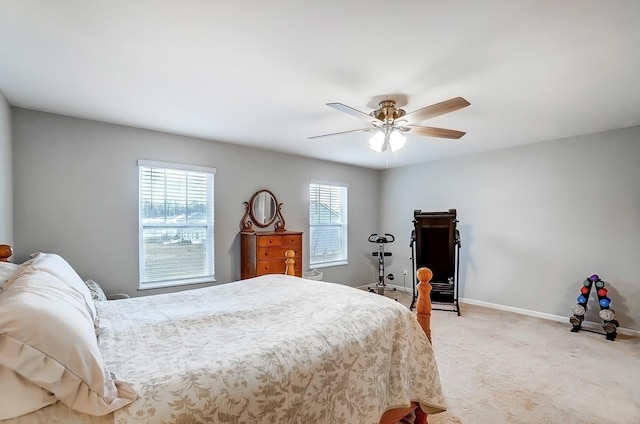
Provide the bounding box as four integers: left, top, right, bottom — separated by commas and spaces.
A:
138, 160, 215, 289
309, 181, 348, 267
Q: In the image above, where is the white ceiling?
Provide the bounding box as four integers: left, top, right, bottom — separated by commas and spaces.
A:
1, 1, 639, 170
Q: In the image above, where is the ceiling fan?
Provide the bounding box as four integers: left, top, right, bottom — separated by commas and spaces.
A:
309, 97, 470, 152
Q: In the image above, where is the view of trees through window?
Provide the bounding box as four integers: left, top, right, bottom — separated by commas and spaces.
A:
139, 162, 215, 288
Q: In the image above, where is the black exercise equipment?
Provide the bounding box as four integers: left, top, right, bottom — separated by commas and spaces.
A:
367, 233, 395, 296
410, 209, 461, 315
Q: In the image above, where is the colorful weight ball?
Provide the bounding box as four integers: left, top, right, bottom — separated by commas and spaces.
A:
599, 309, 615, 321
597, 288, 608, 297
599, 297, 611, 308
580, 286, 590, 295
595, 280, 605, 289
583, 278, 591, 287
589, 274, 599, 282
577, 295, 587, 304
602, 321, 617, 334
572, 304, 586, 316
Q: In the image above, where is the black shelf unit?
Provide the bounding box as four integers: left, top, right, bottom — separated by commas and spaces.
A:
410, 209, 461, 315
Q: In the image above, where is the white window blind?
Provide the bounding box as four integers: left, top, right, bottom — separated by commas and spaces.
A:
309, 181, 348, 267
138, 160, 215, 289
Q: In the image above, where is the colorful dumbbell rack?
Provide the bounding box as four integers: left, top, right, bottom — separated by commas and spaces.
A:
569, 274, 619, 341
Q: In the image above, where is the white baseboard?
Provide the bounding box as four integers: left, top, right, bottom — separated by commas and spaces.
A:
355, 284, 640, 337
460, 298, 640, 338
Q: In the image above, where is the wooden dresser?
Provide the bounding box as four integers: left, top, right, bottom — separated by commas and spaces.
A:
241, 231, 303, 279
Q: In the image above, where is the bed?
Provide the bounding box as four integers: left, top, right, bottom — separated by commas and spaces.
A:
0, 244, 445, 423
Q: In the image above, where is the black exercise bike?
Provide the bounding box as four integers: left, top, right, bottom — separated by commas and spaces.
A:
367, 233, 395, 296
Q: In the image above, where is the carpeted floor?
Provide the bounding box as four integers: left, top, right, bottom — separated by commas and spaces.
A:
376, 288, 640, 424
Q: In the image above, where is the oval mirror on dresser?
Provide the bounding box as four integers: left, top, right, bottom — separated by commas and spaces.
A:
240, 189, 286, 232
250, 190, 277, 227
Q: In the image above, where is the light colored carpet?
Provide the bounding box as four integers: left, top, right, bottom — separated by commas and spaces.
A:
377, 289, 640, 424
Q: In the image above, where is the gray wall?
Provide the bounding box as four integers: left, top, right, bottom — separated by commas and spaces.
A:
380, 126, 640, 331
11, 108, 379, 296
10, 107, 640, 332
0, 91, 11, 246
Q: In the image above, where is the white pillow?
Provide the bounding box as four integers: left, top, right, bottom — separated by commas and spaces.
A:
0, 268, 136, 417
0, 261, 19, 285
85, 279, 108, 302
0, 366, 56, 419
27, 252, 98, 324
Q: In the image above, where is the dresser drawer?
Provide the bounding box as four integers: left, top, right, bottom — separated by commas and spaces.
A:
257, 246, 288, 260
257, 235, 283, 247
281, 234, 301, 246
257, 259, 287, 275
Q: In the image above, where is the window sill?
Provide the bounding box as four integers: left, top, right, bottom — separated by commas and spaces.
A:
138, 276, 216, 291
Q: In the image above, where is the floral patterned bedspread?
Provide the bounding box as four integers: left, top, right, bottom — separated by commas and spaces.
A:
9, 275, 446, 424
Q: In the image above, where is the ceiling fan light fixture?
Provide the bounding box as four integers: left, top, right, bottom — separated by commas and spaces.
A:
311, 97, 469, 152
389, 130, 406, 152
369, 131, 385, 152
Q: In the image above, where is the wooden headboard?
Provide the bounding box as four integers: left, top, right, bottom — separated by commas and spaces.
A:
0, 244, 12, 262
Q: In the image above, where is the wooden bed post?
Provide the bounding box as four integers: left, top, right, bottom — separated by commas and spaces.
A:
415, 267, 433, 344
284, 249, 296, 276
414, 267, 433, 424
0, 244, 13, 262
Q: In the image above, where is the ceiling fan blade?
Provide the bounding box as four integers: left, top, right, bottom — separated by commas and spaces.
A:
326, 103, 382, 123
401, 97, 470, 124
405, 125, 466, 139
308, 128, 373, 139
